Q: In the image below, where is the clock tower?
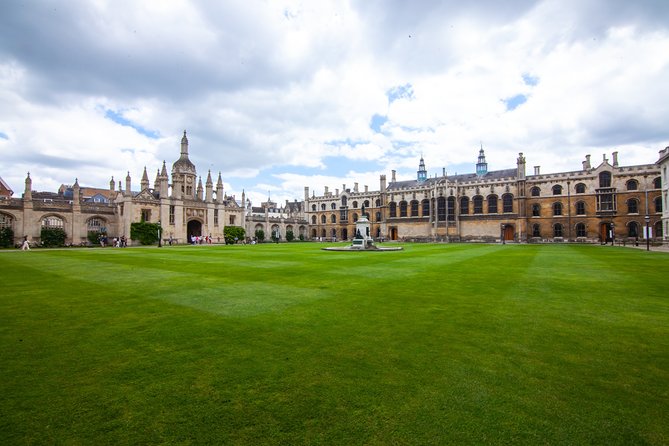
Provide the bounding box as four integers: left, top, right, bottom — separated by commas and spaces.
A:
172, 130, 197, 199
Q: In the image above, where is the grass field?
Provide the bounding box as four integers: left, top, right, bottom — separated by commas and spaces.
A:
1, 242, 668, 445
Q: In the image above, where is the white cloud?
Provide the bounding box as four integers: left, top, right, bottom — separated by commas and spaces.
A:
1, 0, 668, 204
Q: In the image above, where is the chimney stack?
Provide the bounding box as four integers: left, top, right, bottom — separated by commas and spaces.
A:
391, 170, 396, 182
534, 166, 541, 175
612, 151, 619, 167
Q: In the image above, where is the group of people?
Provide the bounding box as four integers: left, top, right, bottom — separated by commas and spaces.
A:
111, 236, 128, 248
190, 235, 213, 244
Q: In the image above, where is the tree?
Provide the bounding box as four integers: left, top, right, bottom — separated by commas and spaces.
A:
255, 229, 265, 243
41, 227, 66, 247
285, 230, 295, 242
130, 222, 161, 245
223, 226, 245, 245
0, 227, 14, 248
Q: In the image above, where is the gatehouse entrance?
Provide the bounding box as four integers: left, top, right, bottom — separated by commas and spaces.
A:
187, 220, 202, 243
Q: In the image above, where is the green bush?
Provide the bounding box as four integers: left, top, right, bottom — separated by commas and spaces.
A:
130, 222, 161, 245
223, 226, 245, 245
40, 227, 66, 247
286, 230, 295, 242
0, 227, 14, 248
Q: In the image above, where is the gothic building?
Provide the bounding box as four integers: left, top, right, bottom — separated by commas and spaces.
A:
1, 135, 666, 246
0, 132, 246, 245
303, 148, 665, 243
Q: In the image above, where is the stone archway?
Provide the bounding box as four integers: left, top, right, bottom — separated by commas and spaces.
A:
187, 220, 202, 243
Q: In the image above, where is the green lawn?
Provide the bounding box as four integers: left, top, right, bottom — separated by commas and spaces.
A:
1, 243, 668, 445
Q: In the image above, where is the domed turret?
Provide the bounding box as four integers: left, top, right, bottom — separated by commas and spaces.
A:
172, 130, 196, 175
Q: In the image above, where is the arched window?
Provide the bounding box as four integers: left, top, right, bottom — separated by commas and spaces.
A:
331, 203, 337, 210
487, 195, 498, 213
532, 224, 541, 237
321, 203, 326, 211
399, 201, 408, 217
87, 217, 105, 233
364, 200, 370, 208
575, 183, 586, 194
410, 200, 419, 217
311, 204, 316, 211
553, 223, 563, 237
0, 213, 14, 229
502, 194, 513, 213
320, 215, 326, 224
422, 199, 430, 216
552, 185, 563, 195
351, 201, 357, 208
628, 221, 639, 238
42, 215, 64, 228
331, 214, 336, 223
655, 196, 663, 213
311, 215, 317, 224
575, 201, 586, 215
530, 187, 540, 197
341, 196, 348, 206
375, 199, 381, 207
599, 171, 611, 188
532, 204, 541, 217
654, 177, 661, 189
576, 223, 586, 237
389, 202, 397, 218
437, 197, 446, 221
311, 228, 317, 238
460, 197, 469, 215
375, 211, 381, 222
553, 202, 563, 216
627, 198, 638, 214
626, 179, 638, 191
321, 229, 326, 238
447, 196, 455, 221
473, 196, 483, 214
331, 228, 337, 238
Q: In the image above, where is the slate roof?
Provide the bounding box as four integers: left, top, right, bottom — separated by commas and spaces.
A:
386, 168, 517, 191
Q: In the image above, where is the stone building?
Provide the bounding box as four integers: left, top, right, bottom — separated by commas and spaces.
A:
244, 196, 308, 242
304, 148, 664, 243
658, 146, 669, 240
0, 131, 245, 246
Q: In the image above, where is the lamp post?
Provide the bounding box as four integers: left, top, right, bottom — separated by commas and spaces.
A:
645, 215, 650, 251
501, 224, 506, 245
157, 220, 162, 248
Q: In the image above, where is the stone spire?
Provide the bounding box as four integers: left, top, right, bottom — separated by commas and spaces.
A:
141, 166, 150, 191
205, 170, 213, 202
24, 172, 32, 201
110, 176, 115, 191
181, 130, 189, 156
216, 172, 224, 202
154, 169, 161, 190
125, 171, 131, 196
197, 176, 203, 200
159, 161, 169, 198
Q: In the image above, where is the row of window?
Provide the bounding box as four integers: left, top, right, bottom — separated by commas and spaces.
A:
312, 198, 376, 211
309, 175, 662, 211
532, 221, 663, 238
532, 197, 663, 217
531, 174, 661, 197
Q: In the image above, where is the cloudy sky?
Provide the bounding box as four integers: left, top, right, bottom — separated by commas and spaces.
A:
2, 0, 669, 206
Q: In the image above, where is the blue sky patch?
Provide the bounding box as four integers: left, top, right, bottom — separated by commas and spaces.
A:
522, 73, 539, 86
387, 84, 414, 103
104, 109, 160, 138
503, 94, 527, 111
370, 114, 388, 133
0, 131, 8, 140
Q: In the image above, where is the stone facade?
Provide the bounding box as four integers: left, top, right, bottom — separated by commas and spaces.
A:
0, 132, 246, 246
244, 198, 308, 242
304, 149, 664, 243
658, 146, 669, 241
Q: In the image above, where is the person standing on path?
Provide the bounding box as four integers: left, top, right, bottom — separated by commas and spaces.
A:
21, 236, 30, 251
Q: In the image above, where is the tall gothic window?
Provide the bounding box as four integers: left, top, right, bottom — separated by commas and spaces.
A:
473, 196, 483, 214
502, 194, 513, 213
488, 195, 498, 214
460, 197, 469, 215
